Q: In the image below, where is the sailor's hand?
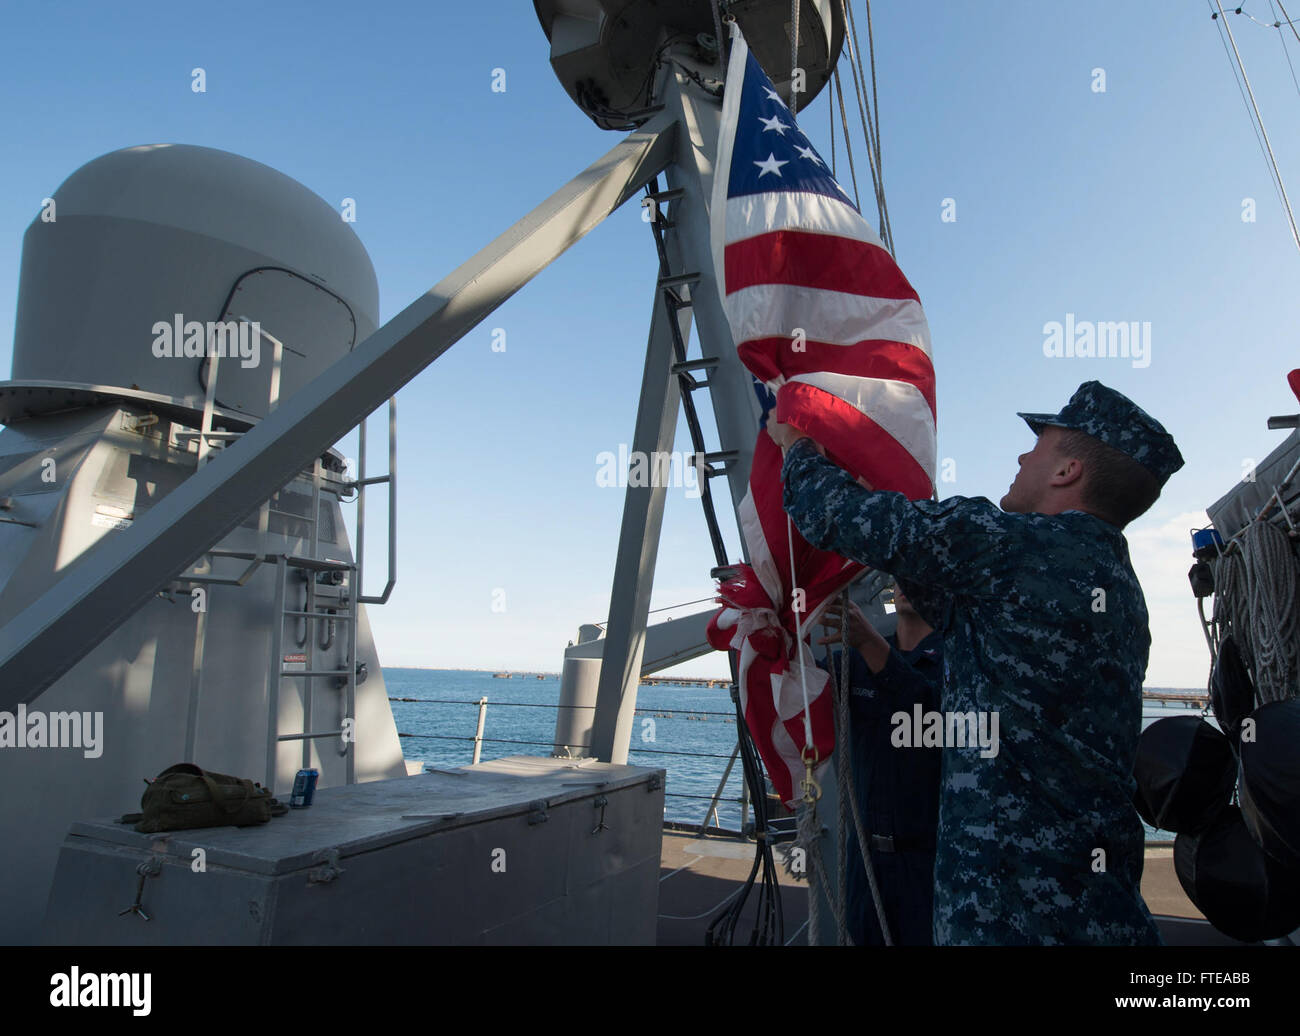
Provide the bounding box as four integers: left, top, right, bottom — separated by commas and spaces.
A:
816, 599, 876, 652
767, 419, 823, 455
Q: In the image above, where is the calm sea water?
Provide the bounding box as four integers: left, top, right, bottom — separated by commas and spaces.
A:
385, 667, 1208, 840
386, 668, 744, 829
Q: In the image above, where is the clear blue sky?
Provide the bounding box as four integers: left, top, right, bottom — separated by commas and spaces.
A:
1, 1, 1298, 687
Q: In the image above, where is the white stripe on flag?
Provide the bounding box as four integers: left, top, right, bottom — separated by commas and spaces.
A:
767, 683, 810, 805
724, 281, 932, 358
738, 637, 802, 800
710, 21, 751, 317
786, 370, 937, 476
773, 661, 830, 723
725, 192, 884, 250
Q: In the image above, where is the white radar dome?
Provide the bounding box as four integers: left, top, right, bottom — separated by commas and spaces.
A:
5, 143, 379, 424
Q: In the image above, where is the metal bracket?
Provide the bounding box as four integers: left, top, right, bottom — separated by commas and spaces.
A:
123, 413, 161, 434
646, 774, 663, 792
591, 795, 610, 835
118, 855, 164, 921
527, 799, 550, 826
307, 847, 345, 885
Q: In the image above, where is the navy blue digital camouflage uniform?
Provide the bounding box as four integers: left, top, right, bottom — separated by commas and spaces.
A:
783, 381, 1184, 945
822, 629, 943, 945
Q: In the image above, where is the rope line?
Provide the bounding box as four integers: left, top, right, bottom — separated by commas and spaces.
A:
1212, 519, 1300, 703
834, 640, 850, 944
786, 512, 816, 749
833, 588, 895, 945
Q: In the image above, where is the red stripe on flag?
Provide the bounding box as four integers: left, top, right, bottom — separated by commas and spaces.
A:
776, 380, 934, 499
739, 336, 936, 417
725, 230, 920, 301
750, 430, 794, 604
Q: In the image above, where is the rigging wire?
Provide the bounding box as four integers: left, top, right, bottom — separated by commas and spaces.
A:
1227, 2, 1300, 102
1277, 0, 1300, 43
1210, 0, 1281, 186
1233, 2, 1300, 29
829, 71, 837, 179
851, 0, 893, 252
838, 10, 882, 214
1211, 0, 1300, 257
1269, 0, 1300, 101
1206, 0, 1300, 256
838, 0, 892, 253
791, 0, 802, 118
832, 66, 864, 211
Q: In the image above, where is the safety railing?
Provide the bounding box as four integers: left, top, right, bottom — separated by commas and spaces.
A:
394, 690, 1208, 843
390, 694, 751, 834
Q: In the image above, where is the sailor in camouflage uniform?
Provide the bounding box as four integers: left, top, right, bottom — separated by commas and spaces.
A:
769, 381, 1183, 945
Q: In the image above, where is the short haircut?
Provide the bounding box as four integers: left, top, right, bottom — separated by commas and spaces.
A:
1053, 428, 1162, 528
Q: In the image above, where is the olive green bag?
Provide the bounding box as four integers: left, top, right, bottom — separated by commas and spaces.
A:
121, 763, 288, 833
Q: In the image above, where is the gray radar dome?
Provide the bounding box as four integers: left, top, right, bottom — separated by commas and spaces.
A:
5, 143, 378, 424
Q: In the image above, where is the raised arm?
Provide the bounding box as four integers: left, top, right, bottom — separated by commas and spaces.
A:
780, 436, 1016, 598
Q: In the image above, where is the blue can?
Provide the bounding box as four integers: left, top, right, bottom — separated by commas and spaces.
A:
289, 768, 319, 808
1191, 527, 1224, 558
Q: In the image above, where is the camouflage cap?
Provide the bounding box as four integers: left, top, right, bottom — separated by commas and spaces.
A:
1017, 380, 1184, 485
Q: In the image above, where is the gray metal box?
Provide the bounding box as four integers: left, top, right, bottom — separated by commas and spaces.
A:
41, 756, 665, 945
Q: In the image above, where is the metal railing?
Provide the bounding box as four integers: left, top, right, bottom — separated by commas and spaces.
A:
390, 694, 750, 833
394, 690, 1213, 842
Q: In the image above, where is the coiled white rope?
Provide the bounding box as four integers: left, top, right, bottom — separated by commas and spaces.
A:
1212, 519, 1300, 702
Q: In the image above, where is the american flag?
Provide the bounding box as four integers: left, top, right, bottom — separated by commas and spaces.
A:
704, 25, 936, 807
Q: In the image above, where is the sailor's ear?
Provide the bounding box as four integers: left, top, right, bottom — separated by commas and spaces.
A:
1048, 455, 1085, 487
